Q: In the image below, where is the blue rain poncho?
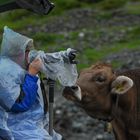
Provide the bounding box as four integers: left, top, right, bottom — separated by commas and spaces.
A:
11, 73, 39, 112
0, 26, 62, 140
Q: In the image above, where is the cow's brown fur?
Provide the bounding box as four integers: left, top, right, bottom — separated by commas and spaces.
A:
63, 63, 140, 140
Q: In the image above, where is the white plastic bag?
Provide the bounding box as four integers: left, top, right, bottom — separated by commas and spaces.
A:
28, 49, 78, 86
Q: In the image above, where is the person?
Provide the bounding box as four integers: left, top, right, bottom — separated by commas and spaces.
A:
0, 26, 67, 140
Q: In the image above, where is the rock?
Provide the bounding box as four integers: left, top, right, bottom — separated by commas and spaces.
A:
78, 32, 85, 38
96, 134, 104, 140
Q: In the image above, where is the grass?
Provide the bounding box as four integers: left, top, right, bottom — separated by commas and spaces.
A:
78, 38, 140, 69
97, 0, 127, 10
0, 10, 51, 32
0, 0, 108, 33
29, 21, 140, 70
0, 1, 93, 32
32, 32, 65, 51
0, 0, 139, 32
33, 33, 64, 45
124, 1, 140, 14
54, 0, 81, 11
0, 0, 14, 5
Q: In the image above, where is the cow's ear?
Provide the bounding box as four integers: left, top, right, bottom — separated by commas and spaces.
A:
111, 76, 133, 94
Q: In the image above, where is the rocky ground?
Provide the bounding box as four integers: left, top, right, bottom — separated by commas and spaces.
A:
54, 92, 115, 140
105, 50, 140, 71
26, 8, 140, 51
40, 8, 140, 140
27, 8, 140, 34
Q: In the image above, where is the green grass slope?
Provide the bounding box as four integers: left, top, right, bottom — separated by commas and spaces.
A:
0, 0, 140, 70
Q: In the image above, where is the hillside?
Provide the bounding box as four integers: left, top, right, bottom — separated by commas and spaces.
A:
0, 0, 140, 70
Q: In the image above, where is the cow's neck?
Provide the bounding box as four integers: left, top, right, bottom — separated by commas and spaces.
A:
111, 92, 137, 127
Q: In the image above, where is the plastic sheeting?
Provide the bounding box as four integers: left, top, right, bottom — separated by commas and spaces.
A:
29, 49, 78, 86
0, 27, 62, 140
0, 57, 62, 140
1, 26, 34, 68
0, 57, 25, 110
1, 26, 78, 86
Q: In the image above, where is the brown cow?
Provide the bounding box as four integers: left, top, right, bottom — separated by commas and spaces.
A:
63, 63, 140, 140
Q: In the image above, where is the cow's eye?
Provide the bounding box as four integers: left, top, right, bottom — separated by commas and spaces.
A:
95, 76, 106, 83
112, 70, 115, 74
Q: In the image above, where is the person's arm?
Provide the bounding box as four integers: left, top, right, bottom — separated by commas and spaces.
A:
11, 74, 38, 112
11, 58, 42, 112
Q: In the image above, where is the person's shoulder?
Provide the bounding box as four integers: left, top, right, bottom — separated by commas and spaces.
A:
0, 57, 25, 75
0, 57, 21, 68
0, 56, 14, 64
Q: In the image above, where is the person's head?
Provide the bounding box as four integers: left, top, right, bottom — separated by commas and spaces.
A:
1, 26, 34, 69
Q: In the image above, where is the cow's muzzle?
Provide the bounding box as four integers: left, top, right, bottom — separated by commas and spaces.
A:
63, 85, 82, 101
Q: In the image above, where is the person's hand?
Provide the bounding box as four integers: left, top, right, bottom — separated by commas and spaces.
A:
28, 58, 43, 75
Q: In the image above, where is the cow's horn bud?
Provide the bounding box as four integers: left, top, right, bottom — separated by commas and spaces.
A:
73, 86, 82, 101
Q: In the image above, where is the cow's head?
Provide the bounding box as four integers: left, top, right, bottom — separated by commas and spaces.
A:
63, 63, 133, 121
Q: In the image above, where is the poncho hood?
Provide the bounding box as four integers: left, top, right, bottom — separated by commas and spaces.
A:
1, 26, 34, 68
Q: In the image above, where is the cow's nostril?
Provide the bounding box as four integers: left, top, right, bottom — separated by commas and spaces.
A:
71, 86, 78, 91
